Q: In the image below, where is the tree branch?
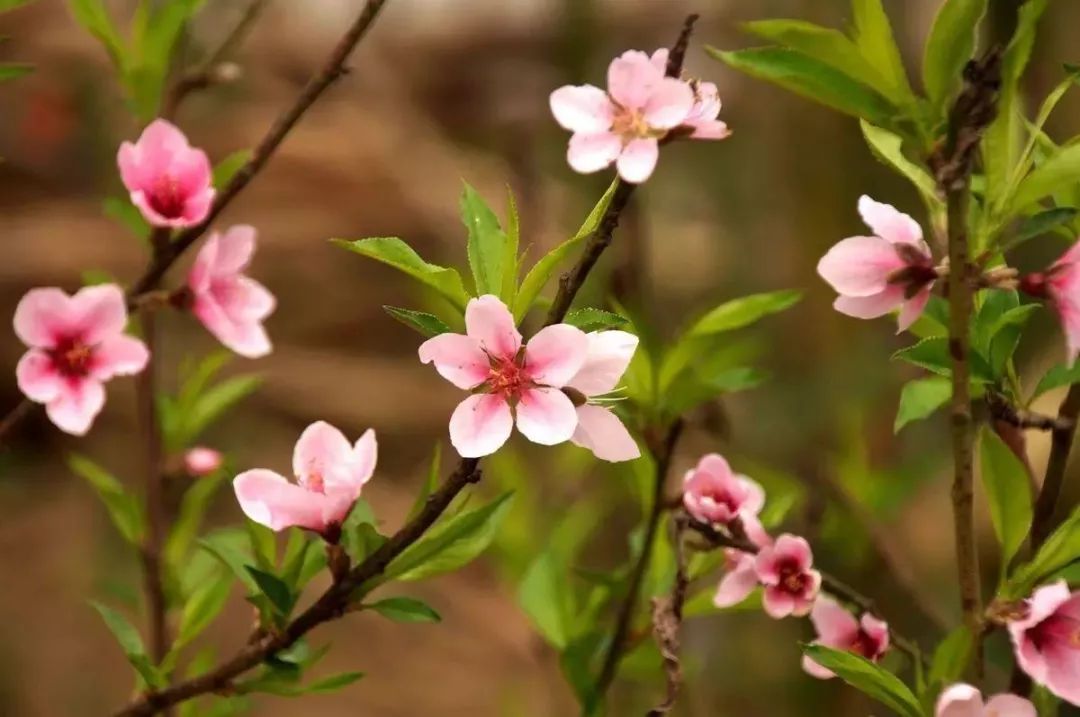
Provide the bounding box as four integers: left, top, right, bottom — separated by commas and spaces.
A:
646, 513, 689, 717
1031, 384, 1080, 546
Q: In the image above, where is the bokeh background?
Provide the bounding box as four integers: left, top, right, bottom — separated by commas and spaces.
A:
2, 0, 1080, 715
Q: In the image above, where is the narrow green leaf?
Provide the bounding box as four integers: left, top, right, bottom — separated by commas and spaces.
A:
212, 150, 252, 190
563, 307, 628, 332
707, 46, 896, 124
407, 444, 442, 521
891, 337, 994, 383
687, 289, 801, 336
183, 375, 262, 445
333, 237, 470, 311
922, 0, 987, 110
1012, 207, 1079, 247
91, 601, 167, 688
518, 550, 570, 648
0, 63, 32, 80
894, 376, 951, 432
245, 567, 295, 617
199, 532, 259, 593
742, 19, 884, 90
927, 626, 972, 689
801, 645, 922, 717
860, 121, 937, 200
979, 428, 1034, 571
65, 0, 125, 67
460, 182, 507, 296
501, 186, 520, 303
366, 596, 442, 623
1033, 362, 1080, 399
69, 454, 144, 544
301, 671, 365, 694
173, 570, 232, 651
165, 469, 228, 567
851, 0, 915, 105
246, 521, 276, 571
382, 306, 451, 338
1007, 503, 1080, 597
1013, 143, 1080, 211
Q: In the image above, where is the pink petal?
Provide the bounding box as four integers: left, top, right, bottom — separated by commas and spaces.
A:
571, 404, 640, 462
210, 225, 257, 276
523, 323, 589, 387
713, 551, 758, 608
449, 393, 513, 458
69, 284, 128, 345
184, 447, 223, 476
642, 77, 694, 130
761, 586, 796, 618
616, 138, 659, 184
464, 295, 521, 360
515, 386, 578, 446
192, 296, 272, 359
90, 335, 149, 380
935, 684, 984, 717
16, 350, 63, 403
738, 476, 766, 515
860, 613, 891, 655
695, 453, 733, 482
117, 119, 190, 191
897, 285, 933, 332
607, 50, 664, 110
567, 330, 639, 396
550, 85, 614, 133
46, 377, 106, 436
809, 596, 858, 645
418, 333, 490, 389
776, 534, 814, 571
801, 649, 837, 680
1012, 581, 1072, 633
833, 287, 906, 320
233, 469, 329, 532
351, 428, 378, 487
1042, 638, 1080, 706
983, 694, 1037, 717
130, 190, 179, 228
177, 187, 215, 227
567, 132, 623, 174
690, 120, 731, 140
188, 232, 217, 293
817, 236, 905, 297
292, 421, 358, 492
649, 48, 669, 71
170, 145, 213, 197
13, 287, 74, 348
858, 195, 927, 250
740, 514, 773, 549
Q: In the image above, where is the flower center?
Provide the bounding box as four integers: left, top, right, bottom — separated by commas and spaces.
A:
148, 174, 186, 219
850, 629, 879, 659
702, 487, 740, 514
610, 105, 663, 142
51, 336, 93, 378
778, 560, 806, 594
488, 356, 530, 398
306, 470, 326, 494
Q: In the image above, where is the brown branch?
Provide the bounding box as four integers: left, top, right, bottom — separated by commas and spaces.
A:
1031, 384, 1080, 546
988, 393, 1075, 433
646, 514, 689, 716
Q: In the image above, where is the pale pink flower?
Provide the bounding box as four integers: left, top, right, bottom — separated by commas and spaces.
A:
233, 421, 376, 537
802, 596, 889, 679
14, 285, 149, 435
935, 684, 1036, 717
648, 48, 731, 140
187, 225, 275, 358
550, 49, 694, 183
564, 330, 640, 462
184, 447, 223, 477
117, 119, 215, 228
682, 453, 765, 527
419, 295, 589, 458
1020, 241, 1080, 361
817, 196, 936, 332
1007, 580, 1080, 706
754, 533, 821, 618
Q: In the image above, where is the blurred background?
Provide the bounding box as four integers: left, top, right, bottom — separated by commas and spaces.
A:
2, 0, 1080, 714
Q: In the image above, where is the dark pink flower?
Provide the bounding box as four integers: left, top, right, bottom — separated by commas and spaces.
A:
935, 684, 1035, 717
565, 330, 640, 462
802, 596, 889, 679
1007, 581, 1080, 705
14, 285, 148, 435
817, 196, 936, 332
184, 447, 223, 477
187, 225, 275, 358
1020, 241, 1080, 361
419, 295, 589, 458
682, 453, 765, 526
233, 421, 376, 536
754, 533, 821, 618
117, 119, 215, 228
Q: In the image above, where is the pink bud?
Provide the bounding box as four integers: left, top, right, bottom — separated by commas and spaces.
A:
184, 447, 223, 476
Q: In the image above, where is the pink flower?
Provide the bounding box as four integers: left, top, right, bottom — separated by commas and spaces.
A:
187, 225, 275, 358
184, 447, 223, 477
418, 295, 589, 458
754, 533, 821, 618
1007, 581, 1080, 705
233, 421, 376, 537
14, 285, 149, 435
802, 596, 889, 679
564, 330, 640, 462
935, 684, 1036, 717
817, 196, 936, 332
117, 119, 215, 228
713, 549, 760, 609
1020, 241, 1080, 362
682, 453, 765, 526
550, 49, 694, 183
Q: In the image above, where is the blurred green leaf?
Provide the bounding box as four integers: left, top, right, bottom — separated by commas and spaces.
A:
801, 645, 922, 717
850, 0, 915, 105
366, 596, 441, 623
687, 289, 801, 337
1012, 207, 1078, 247
245, 567, 295, 617
927, 626, 972, 690
246, 521, 277, 572
65, 0, 125, 67
184, 374, 262, 445
333, 237, 470, 311
1006, 503, 1080, 598
894, 376, 951, 433
212, 150, 251, 190
91, 601, 167, 688
383, 306, 451, 337
341, 498, 385, 563
199, 531, 259, 594
1033, 362, 1080, 399
165, 468, 228, 568
0, 63, 32, 80
501, 187, 520, 304
407, 444, 442, 521
979, 427, 1034, 574
461, 182, 507, 296
172, 568, 232, 652
1013, 143, 1080, 212
0, 0, 38, 10
563, 307, 628, 332
922, 0, 987, 111
518, 550, 572, 649
69, 454, 144, 544
103, 196, 150, 243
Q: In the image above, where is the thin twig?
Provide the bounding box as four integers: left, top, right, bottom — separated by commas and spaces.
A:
646, 513, 689, 716
988, 393, 1075, 433
1031, 384, 1080, 546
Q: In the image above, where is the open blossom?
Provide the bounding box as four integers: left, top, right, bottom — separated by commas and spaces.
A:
935, 684, 1035, 717
233, 421, 376, 537
1019, 240, 1080, 361
683, 453, 765, 528
817, 196, 936, 332
14, 285, 149, 435
184, 447, 223, 477
117, 119, 215, 228
564, 330, 640, 462
187, 225, 275, 358
802, 596, 889, 679
550, 49, 695, 183
419, 295, 589, 458
754, 533, 821, 618
1006, 580, 1080, 705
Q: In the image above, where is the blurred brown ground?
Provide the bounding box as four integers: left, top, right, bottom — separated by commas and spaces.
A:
2, 0, 1080, 715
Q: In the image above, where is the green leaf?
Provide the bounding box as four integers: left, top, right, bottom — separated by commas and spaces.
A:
246, 521, 277, 572
563, 307, 629, 332
341, 498, 385, 563
460, 182, 507, 296
801, 645, 922, 717
65, 0, 125, 67
707, 47, 895, 125
501, 186, 520, 304
173, 569, 232, 651
891, 337, 994, 383
102, 196, 150, 242
979, 427, 1034, 572
1033, 362, 1080, 399
333, 237, 470, 311
366, 596, 442, 623
69, 454, 144, 544
381, 492, 514, 583
280, 532, 321, 591
663, 365, 768, 417
894, 376, 951, 432
1013, 143, 1080, 211
245, 567, 295, 617
0, 63, 32, 81
199, 532, 260, 594
851, 0, 914, 105
927, 626, 972, 689
183, 374, 262, 445
513, 178, 619, 322
1007, 503, 1080, 597
687, 289, 801, 336
860, 121, 937, 200
164, 469, 228, 567
212, 150, 252, 189
91, 601, 167, 688
301, 671, 365, 694
742, 19, 884, 90
1013, 207, 1079, 247
518, 550, 571, 649
922, 0, 987, 110
382, 306, 451, 337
